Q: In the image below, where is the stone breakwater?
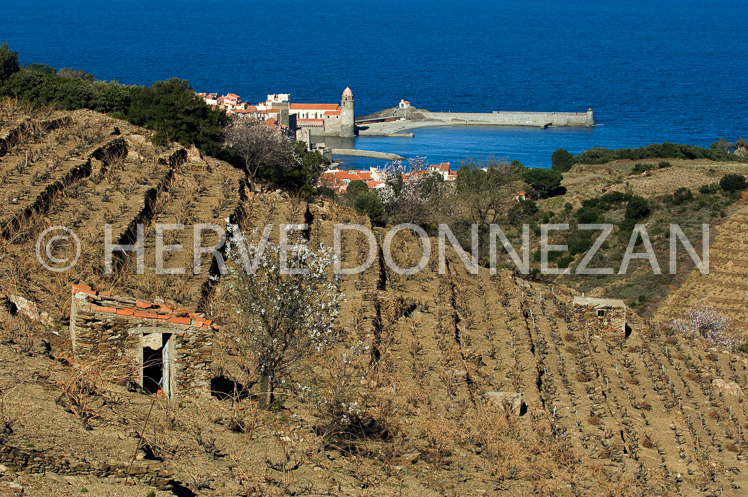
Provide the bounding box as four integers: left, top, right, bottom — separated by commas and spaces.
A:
357, 108, 594, 136
420, 109, 594, 127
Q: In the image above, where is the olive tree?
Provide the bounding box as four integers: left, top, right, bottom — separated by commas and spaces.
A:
226, 226, 343, 408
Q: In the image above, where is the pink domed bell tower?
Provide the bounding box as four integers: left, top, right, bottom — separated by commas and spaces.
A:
341, 87, 355, 137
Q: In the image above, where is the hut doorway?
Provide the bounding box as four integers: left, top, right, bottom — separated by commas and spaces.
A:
142, 333, 172, 396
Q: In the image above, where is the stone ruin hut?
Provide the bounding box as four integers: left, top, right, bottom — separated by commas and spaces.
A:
572, 296, 629, 338
69, 284, 217, 399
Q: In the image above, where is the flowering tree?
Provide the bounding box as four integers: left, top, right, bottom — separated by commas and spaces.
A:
223, 120, 298, 193
671, 302, 741, 349
226, 226, 343, 408
377, 156, 441, 223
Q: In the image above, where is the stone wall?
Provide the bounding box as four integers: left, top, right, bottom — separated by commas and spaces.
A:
70, 285, 216, 398
572, 296, 627, 338
0, 444, 173, 489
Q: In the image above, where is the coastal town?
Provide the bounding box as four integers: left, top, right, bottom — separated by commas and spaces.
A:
195, 88, 460, 193
195, 88, 356, 141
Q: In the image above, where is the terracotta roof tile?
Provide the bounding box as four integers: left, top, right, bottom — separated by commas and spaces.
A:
73, 285, 219, 330
167, 316, 192, 325
134, 310, 158, 319
91, 305, 117, 314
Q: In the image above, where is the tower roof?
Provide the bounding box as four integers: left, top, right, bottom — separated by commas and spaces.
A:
342, 87, 353, 97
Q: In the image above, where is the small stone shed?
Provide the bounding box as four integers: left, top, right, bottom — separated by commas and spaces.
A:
572, 296, 628, 338
70, 284, 217, 398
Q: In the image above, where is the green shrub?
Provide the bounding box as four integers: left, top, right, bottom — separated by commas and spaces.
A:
658, 161, 672, 168
575, 206, 603, 224
25, 62, 56, 75
625, 196, 651, 221
507, 199, 538, 226
522, 168, 564, 198
344, 179, 368, 201
582, 191, 631, 212
316, 186, 336, 199
0, 42, 20, 82
0, 43, 229, 156
551, 148, 574, 172
574, 142, 746, 165
354, 191, 385, 226
719, 174, 747, 193
568, 230, 593, 255
673, 187, 693, 205
699, 183, 719, 195
557, 253, 574, 269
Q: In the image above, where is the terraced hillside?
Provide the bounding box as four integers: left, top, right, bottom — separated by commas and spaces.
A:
656, 203, 748, 328
0, 104, 245, 324
1, 104, 748, 496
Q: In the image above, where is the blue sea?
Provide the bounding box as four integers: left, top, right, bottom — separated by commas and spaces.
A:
2, 0, 746, 168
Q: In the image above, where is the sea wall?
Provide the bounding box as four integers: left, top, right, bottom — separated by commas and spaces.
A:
421, 110, 594, 127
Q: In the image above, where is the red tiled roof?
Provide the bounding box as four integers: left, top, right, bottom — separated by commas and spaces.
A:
324, 110, 341, 116
225, 93, 240, 99
430, 162, 451, 172
72, 284, 218, 330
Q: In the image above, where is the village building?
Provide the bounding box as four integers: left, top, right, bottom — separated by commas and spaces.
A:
69, 285, 216, 399
319, 161, 457, 194
429, 162, 457, 181
319, 168, 384, 194
398, 99, 411, 109
289, 87, 355, 137
197, 88, 355, 137
572, 296, 629, 338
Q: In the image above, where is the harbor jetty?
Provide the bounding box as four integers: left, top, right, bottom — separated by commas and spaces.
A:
331, 149, 404, 160
356, 107, 594, 137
